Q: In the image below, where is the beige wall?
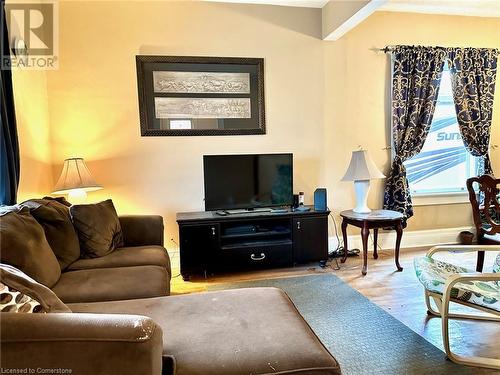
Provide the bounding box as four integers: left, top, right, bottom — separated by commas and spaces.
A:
13, 1, 500, 246
13, 69, 53, 202
45, 1, 324, 248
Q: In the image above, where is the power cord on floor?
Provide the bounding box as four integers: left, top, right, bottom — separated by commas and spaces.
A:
169, 238, 182, 278
328, 213, 360, 264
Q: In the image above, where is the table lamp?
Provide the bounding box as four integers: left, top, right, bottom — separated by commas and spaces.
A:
52, 158, 102, 203
341, 150, 385, 213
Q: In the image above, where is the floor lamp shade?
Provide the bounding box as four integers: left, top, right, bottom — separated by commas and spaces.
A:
341, 150, 385, 214
53, 158, 102, 197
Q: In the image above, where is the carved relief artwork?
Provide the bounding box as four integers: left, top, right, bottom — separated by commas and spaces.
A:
155, 97, 251, 119
136, 56, 265, 136
153, 71, 250, 94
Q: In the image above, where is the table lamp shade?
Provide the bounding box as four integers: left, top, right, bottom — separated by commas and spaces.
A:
341, 150, 385, 214
53, 158, 102, 194
341, 150, 385, 181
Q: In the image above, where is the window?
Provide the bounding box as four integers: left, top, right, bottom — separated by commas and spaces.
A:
403, 61, 483, 197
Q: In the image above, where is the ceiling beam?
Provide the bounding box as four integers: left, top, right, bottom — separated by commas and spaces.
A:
322, 0, 387, 41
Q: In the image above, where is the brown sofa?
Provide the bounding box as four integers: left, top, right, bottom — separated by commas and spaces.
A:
52, 215, 171, 303
0, 204, 341, 375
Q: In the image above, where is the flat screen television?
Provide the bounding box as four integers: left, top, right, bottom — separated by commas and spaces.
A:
203, 153, 293, 211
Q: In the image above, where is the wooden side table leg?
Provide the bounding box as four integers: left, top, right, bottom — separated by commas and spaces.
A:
341, 220, 348, 263
395, 221, 403, 272
361, 222, 369, 275
373, 228, 379, 259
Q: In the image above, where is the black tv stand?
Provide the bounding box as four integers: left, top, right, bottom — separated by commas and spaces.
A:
176, 206, 330, 280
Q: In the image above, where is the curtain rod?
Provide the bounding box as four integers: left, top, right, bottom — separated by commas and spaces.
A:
376, 46, 499, 54
377, 46, 395, 53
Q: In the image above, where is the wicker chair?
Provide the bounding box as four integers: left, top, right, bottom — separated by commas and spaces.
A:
414, 245, 500, 370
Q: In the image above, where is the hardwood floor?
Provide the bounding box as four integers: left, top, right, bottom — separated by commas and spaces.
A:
169, 247, 500, 374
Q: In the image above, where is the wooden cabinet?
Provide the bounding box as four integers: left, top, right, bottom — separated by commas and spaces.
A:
292, 216, 328, 263
179, 223, 219, 280
177, 207, 329, 280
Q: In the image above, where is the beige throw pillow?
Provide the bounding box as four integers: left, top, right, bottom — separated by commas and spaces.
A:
0, 263, 71, 313
1, 283, 45, 313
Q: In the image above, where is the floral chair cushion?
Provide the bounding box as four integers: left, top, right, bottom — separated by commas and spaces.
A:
493, 252, 500, 274
414, 256, 500, 312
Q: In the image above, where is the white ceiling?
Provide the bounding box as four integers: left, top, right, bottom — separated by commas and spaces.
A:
379, 0, 500, 18
203, 0, 329, 8
204, 0, 500, 17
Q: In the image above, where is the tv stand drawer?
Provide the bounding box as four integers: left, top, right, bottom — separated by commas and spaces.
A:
217, 242, 293, 270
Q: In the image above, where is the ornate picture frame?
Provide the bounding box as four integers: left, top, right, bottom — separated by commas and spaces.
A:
136, 56, 265, 136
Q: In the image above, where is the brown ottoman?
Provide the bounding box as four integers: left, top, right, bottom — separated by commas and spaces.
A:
69, 287, 341, 375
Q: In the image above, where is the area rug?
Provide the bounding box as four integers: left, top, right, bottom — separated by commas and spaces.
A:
208, 274, 473, 375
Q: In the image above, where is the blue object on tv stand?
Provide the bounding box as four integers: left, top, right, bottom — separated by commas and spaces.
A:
295, 206, 310, 212
314, 188, 327, 211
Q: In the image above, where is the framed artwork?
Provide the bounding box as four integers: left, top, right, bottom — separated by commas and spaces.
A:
136, 56, 265, 136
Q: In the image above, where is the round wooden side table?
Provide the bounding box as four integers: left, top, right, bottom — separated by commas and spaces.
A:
340, 209, 404, 276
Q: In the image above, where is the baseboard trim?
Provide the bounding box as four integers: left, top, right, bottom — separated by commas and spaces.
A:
329, 226, 475, 252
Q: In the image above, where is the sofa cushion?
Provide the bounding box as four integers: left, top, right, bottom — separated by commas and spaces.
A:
53, 266, 169, 303
21, 199, 80, 270
69, 288, 341, 375
70, 199, 124, 258
67, 246, 170, 271
0, 264, 70, 313
119, 215, 164, 247
0, 207, 61, 287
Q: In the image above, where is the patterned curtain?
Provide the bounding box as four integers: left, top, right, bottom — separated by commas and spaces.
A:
383, 46, 446, 219
447, 48, 498, 175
